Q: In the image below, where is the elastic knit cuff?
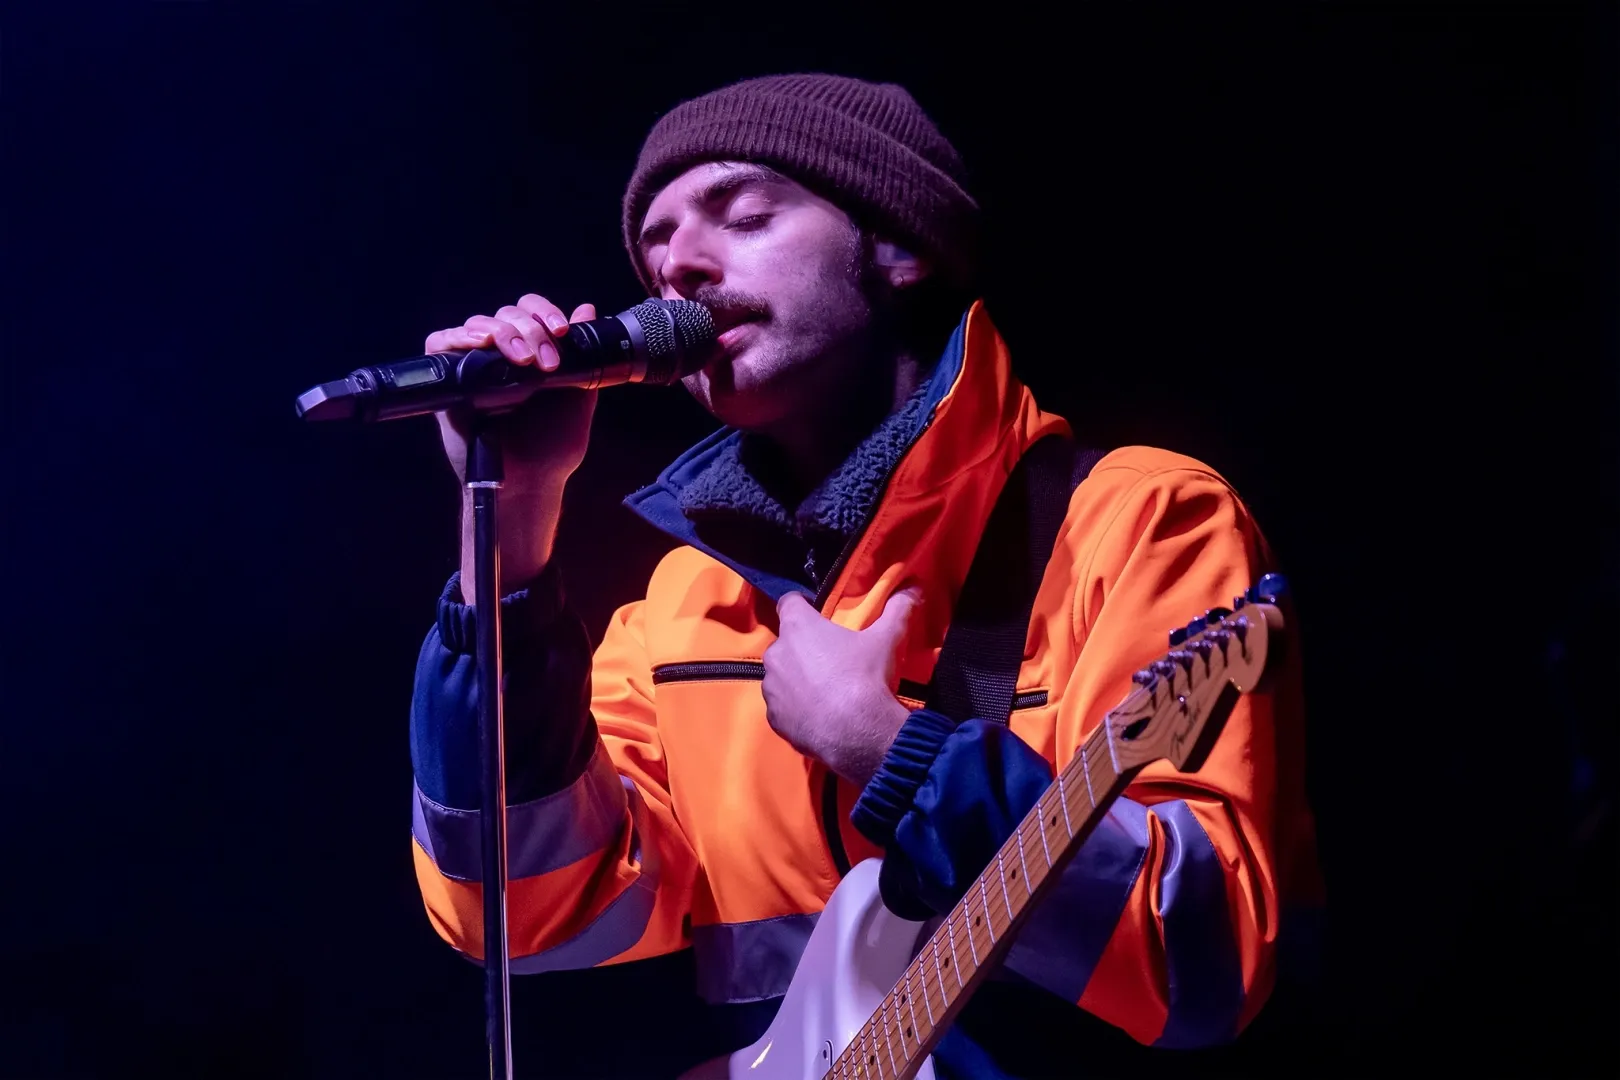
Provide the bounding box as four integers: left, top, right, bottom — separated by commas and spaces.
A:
850, 708, 959, 848
436, 561, 566, 658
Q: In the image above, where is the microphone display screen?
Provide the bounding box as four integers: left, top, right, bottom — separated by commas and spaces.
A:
390, 357, 442, 388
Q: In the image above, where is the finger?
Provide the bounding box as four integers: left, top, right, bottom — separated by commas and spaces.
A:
517, 294, 571, 372
496, 304, 555, 370
463, 314, 535, 365
569, 302, 598, 323
516, 293, 572, 336
868, 586, 923, 644
776, 591, 815, 626
423, 326, 494, 353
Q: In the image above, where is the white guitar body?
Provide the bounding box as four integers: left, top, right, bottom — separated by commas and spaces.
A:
679, 858, 937, 1080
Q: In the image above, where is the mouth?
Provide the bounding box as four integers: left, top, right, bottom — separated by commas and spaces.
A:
707, 308, 764, 348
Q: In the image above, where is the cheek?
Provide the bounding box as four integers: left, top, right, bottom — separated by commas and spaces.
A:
737, 223, 859, 297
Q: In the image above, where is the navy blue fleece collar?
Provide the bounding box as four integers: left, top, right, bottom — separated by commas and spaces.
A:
622, 315, 969, 603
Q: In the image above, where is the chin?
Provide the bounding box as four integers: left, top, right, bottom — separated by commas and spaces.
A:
684, 352, 798, 431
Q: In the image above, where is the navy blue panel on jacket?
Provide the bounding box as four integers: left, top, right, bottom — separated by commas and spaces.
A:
410, 561, 599, 811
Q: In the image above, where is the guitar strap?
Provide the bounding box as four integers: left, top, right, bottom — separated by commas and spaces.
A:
924, 435, 1108, 725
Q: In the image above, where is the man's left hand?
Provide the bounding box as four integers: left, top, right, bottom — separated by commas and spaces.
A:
763, 588, 921, 786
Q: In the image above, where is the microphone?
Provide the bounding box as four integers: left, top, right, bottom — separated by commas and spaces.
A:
295, 298, 716, 423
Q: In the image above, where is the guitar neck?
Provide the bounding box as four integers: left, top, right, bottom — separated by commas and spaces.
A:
829, 721, 1135, 1080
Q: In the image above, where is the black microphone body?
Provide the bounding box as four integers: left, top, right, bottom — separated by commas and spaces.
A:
296, 298, 715, 423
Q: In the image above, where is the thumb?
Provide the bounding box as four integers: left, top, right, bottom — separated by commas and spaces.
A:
867, 586, 923, 646
776, 590, 816, 627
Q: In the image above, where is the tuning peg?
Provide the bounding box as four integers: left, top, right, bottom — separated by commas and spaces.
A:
1205, 607, 1232, 624
1169, 626, 1188, 646
1229, 615, 1250, 646
1132, 669, 1157, 687
1151, 660, 1177, 678
1168, 650, 1194, 674
1205, 628, 1232, 654
1249, 573, 1288, 603
1232, 594, 1246, 611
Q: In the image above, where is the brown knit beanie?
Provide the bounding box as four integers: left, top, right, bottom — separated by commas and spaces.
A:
622, 73, 980, 294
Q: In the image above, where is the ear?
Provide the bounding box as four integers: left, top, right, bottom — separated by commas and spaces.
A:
871, 236, 932, 290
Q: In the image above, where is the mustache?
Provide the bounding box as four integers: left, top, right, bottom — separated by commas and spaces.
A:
692, 287, 770, 321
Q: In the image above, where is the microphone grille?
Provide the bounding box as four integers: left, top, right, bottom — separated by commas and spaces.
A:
666, 299, 717, 355
625, 298, 716, 382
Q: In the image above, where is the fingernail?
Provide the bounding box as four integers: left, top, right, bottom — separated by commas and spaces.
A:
544, 314, 568, 334
538, 342, 559, 370
510, 339, 534, 360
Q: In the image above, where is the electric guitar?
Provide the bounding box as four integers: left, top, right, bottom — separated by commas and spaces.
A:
680, 574, 1290, 1080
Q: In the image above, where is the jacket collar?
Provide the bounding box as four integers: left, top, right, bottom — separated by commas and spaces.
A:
673, 379, 935, 546
621, 301, 1062, 609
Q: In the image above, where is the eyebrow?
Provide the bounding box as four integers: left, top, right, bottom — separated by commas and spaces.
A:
636, 164, 788, 252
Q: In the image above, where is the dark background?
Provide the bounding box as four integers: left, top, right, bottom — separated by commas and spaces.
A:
3, 1, 1616, 1076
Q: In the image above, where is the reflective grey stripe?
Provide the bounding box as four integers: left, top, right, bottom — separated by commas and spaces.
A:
1004, 798, 1150, 1003
412, 745, 626, 883
510, 781, 665, 973
691, 912, 820, 1004
1152, 799, 1244, 1048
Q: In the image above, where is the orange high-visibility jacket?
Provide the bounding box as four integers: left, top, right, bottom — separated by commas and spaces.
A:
409, 302, 1319, 1054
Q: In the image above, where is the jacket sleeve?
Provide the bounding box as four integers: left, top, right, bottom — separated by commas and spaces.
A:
851, 463, 1311, 1048
410, 562, 697, 971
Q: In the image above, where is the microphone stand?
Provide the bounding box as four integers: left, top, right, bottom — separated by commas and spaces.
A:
468, 420, 513, 1080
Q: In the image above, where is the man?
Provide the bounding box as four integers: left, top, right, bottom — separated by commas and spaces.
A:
408, 73, 1320, 1077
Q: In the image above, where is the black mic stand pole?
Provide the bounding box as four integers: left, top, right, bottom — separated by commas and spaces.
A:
468, 419, 514, 1080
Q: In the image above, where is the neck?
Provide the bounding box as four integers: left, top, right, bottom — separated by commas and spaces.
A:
759, 347, 928, 495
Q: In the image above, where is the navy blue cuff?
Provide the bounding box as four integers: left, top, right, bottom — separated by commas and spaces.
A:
437, 561, 565, 658
851, 708, 959, 848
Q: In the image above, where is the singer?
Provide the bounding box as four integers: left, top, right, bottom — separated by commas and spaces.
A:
407, 74, 1321, 1079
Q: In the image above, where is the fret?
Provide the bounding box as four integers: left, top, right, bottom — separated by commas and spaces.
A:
947, 910, 968, 986
930, 932, 950, 1002
915, 960, 935, 1026
1014, 827, 1033, 902
1035, 802, 1053, 867
977, 878, 996, 944
996, 851, 1014, 924
1078, 744, 1096, 810
1056, 771, 1075, 837
960, 901, 979, 966
1103, 717, 1121, 774
902, 970, 923, 1050
880, 1006, 899, 1078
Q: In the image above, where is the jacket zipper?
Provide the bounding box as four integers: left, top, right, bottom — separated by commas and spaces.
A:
808, 409, 937, 612
651, 660, 765, 685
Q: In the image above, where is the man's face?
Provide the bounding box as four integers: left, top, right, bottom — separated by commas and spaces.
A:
637, 161, 877, 431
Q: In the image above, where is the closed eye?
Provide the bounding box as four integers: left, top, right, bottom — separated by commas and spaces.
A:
726, 214, 772, 232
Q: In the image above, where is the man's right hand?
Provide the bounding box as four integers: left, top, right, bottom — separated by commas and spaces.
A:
428, 293, 600, 593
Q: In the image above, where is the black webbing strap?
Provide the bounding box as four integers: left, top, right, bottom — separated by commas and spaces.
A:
924, 436, 1107, 725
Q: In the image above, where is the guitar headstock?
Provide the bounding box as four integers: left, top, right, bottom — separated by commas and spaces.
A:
1106, 574, 1289, 774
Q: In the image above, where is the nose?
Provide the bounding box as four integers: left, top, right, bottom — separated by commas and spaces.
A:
657, 221, 723, 299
